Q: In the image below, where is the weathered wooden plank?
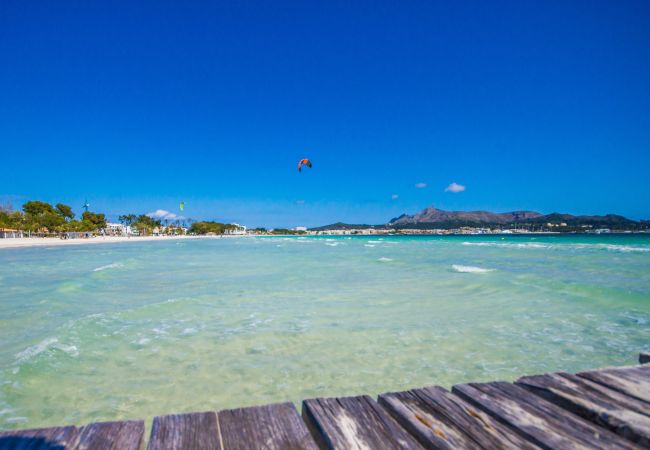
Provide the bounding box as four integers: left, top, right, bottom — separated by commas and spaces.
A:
379, 389, 480, 450
517, 372, 650, 446
453, 381, 636, 450
379, 386, 537, 450
219, 402, 318, 450
147, 412, 220, 450
578, 365, 650, 404
75, 420, 144, 450
0, 426, 79, 449
302, 395, 424, 449
558, 373, 650, 417
640, 352, 650, 365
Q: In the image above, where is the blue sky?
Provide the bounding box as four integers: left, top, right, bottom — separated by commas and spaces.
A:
1, 0, 649, 227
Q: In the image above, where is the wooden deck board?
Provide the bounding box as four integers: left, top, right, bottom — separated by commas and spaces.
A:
302, 395, 424, 449
147, 412, 220, 450
2, 361, 649, 449
379, 386, 537, 449
578, 365, 650, 404
517, 372, 650, 446
218, 402, 318, 450
453, 381, 637, 449
0, 426, 79, 450
75, 420, 144, 450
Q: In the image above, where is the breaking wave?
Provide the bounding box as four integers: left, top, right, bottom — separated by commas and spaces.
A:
461, 242, 650, 253
378, 257, 393, 262
452, 264, 494, 273
14, 337, 79, 365
93, 262, 124, 272
462, 242, 549, 249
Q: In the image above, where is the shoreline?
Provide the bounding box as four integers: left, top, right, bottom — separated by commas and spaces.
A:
0, 235, 230, 249
1, 232, 647, 249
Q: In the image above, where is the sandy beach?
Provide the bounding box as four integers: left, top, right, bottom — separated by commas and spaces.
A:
0, 235, 216, 249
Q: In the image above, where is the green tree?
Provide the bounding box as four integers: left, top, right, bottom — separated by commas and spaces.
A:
119, 214, 137, 226
188, 221, 243, 235
132, 215, 161, 235
21, 201, 65, 232
55, 203, 75, 220
22, 201, 54, 216
81, 211, 107, 231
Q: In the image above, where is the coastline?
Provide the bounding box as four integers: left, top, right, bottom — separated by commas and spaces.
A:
0, 235, 228, 249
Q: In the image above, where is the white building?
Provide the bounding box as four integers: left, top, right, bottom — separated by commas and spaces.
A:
105, 222, 131, 236
224, 223, 247, 235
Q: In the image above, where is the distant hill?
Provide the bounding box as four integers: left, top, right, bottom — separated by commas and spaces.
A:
388, 207, 639, 229
389, 207, 542, 226
310, 222, 386, 231
524, 213, 636, 227
309, 207, 642, 231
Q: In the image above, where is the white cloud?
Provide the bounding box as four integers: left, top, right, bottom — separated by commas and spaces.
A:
415, 182, 427, 188
391, 194, 399, 200
444, 182, 466, 193
147, 209, 180, 220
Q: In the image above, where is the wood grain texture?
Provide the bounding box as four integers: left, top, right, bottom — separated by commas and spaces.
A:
302, 395, 424, 450
379, 386, 537, 450
147, 412, 220, 450
218, 402, 317, 450
578, 365, 650, 404
517, 372, 650, 446
640, 353, 650, 365
0, 426, 78, 450
76, 420, 144, 450
453, 381, 637, 450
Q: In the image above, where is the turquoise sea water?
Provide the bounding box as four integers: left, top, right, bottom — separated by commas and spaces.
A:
1, 234, 649, 430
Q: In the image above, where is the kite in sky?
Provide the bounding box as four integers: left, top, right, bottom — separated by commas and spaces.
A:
297, 159, 312, 172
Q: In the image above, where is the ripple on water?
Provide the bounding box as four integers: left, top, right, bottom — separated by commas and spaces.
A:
1, 235, 649, 431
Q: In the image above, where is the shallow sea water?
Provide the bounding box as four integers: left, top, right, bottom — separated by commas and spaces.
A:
1, 234, 649, 429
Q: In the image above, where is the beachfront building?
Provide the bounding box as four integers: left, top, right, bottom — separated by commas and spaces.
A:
224, 223, 247, 235
0, 228, 24, 238
310, 228, 394, 235
105, 222, 131, 236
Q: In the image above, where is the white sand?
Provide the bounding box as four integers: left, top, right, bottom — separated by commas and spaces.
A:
0, 235, 221, 249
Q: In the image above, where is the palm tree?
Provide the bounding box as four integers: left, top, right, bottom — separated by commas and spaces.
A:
119, 214, 137, 236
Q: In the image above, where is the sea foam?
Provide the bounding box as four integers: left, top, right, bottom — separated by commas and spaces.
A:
461, 242, 650, 253
452, 264, 494, 273
93, 263, 124, 272
14, 338, 79, 365
462, 242, 549, 249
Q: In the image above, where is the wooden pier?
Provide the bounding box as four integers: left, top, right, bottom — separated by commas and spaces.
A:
1, 353, 649, 449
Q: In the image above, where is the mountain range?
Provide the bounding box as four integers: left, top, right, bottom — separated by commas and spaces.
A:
311, 207, 643, 230
389, 207, 542, 226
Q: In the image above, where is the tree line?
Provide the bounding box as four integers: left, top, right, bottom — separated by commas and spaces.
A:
188, 221, 240, 235
0, 201, 106, 233
0, 201, 246, 236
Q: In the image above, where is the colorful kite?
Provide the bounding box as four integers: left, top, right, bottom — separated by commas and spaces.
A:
298, 159, 312, 172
